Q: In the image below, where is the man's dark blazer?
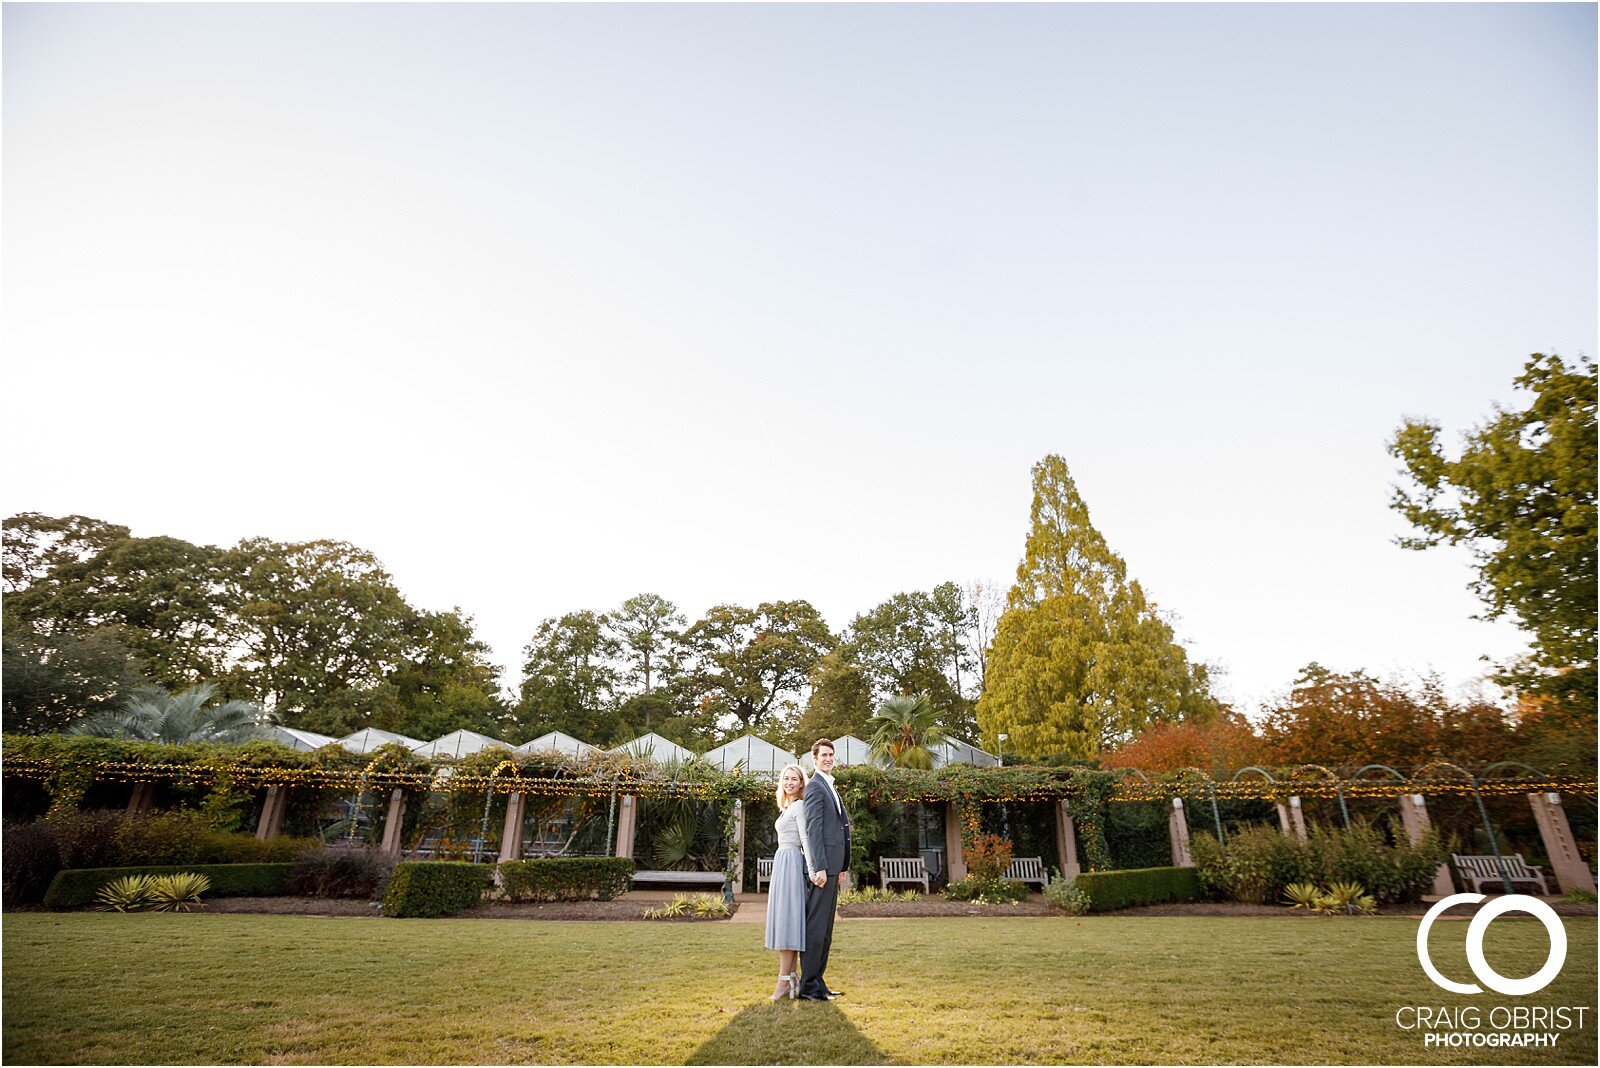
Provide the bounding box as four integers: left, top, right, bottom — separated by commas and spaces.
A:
804, 772, 852, 875
799, 771, 852, 1000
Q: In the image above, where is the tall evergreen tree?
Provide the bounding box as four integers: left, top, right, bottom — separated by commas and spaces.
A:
978, 455, 1217, 759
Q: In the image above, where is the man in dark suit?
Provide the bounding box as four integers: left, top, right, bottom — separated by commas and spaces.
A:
799, 737, 851, 1001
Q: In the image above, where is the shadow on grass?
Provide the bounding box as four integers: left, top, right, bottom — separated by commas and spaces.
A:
686, 1000, 891, 1065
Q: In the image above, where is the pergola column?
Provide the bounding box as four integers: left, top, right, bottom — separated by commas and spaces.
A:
379, 788, 407, 858
1168, 798, 1194, 867
944, 801, 967, 882
255, 785, 287, 840
498, 793, 527, 864
1276, 795, 1308, 840
731, 800, 746, 894
126, 781, 156, 814
1054, 799, 1082, 879
1527, 792, 1596, 895
1397, 793, 1454, 897
614, 795, 638, 860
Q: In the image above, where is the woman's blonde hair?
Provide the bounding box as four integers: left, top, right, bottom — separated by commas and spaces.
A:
774, 763, 808, 810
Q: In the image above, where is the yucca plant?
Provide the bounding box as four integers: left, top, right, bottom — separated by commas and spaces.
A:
841, 886, 919, 903
690, 894, 731, 918
146, 872, 210, 912
1319, 881, 1375, 916
1283, 882, 1323, 910
94, 875, 154, 912
643, 895, 693, 919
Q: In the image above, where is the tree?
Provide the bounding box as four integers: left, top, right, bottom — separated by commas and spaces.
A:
865, 693, 947, 769
511, 610, 622, 743
978, 455, 1218, 760
373, 608, 506, 740
848, 587, 973, 739
793, 648, 875, 747
963, 577, 1004, 694
69, 682, 272, 745
2, 513, 130, 597
1259, 664, 1515, 769
2, 625, 149, 734
5, 533, 227, 686
1102, 711, 1268, 774
1390, 352, 1597, 717
609, 593, 686, 700
217, 538, 413, 725
675, 601, 834, 739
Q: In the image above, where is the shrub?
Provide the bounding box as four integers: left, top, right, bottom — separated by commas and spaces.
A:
1190, 824, 1302, 904
44, 863, 293, 909
3, 810, 317, 904
382, 862, 493, 918
1564, 888, 1597, 904
498, 857, 634, 902
40, 809, 128, 872
1305, 822, 1446, 904
964, 834, 1013, 884
286, 846, 395, 899
943, 877, 1030, 905
2, 821, 64, 904
643, 893, 729, 919
1194, 819, 1448, 906
147, 873, 210, 912
1051, 866, 1202, 914
1045, 877, 1091, 915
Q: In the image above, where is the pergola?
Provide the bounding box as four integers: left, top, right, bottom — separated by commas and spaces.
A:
4, 731, 1593, 898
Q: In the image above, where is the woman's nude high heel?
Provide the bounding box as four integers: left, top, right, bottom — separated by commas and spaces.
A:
770, 973, 797, 1001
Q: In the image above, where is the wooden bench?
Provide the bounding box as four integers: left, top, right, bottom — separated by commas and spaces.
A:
879, 856, 930, 893
1005, 856, 1048, 891
756, 857, 775, 893
632, 870, 728, 891
1451, 853, 1553, 895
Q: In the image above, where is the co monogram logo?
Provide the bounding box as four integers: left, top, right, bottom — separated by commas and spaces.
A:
1417, 893, 1567, 996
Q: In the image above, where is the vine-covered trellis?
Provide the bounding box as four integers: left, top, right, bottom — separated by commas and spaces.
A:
3, 734, 1594, 886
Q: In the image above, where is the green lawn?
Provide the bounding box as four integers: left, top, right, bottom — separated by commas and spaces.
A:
3, 912, 1595, 1065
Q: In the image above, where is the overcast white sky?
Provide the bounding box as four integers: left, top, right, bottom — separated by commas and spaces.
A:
3, 3, 1594, 716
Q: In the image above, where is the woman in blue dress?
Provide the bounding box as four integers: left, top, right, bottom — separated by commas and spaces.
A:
765, 762, 816, 1000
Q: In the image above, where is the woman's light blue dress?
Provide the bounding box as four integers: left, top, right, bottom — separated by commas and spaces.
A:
764, 799, 815, 951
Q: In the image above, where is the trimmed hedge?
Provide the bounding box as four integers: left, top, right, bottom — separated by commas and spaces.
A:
498, 857, 634, 902
43, 863, 295, 910
382, 861, 494, 918
1067, 866, 1202, 913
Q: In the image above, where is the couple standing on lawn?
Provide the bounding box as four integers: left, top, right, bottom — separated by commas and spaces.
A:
764, 738, 851, 1001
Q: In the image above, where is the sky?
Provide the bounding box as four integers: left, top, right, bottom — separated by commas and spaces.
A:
3, 3, 1595, 718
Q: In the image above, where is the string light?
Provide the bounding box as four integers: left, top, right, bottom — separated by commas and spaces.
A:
1, 752, 1592, 804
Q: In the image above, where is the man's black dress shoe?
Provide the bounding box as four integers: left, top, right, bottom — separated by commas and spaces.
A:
825, 990, 844, 999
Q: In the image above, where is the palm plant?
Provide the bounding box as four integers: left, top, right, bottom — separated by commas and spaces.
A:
866, 693, 947, 769
69, 683, 274, 745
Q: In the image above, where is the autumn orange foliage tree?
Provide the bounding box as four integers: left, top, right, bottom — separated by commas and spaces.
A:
1101, 711, 1268, 774
1259, 664, 1516, 771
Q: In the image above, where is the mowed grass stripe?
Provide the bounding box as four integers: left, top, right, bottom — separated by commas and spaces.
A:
3, 913, 1594, 1065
